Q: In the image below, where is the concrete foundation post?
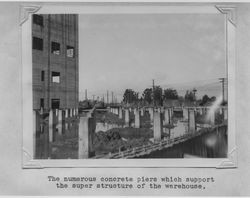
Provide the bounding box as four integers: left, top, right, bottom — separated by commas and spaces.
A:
69, 109, 72, 117
119, 107, 123, 119
149, 108, 154, 122
164, 109, 170, 125
223, 108, 228, 120
78, 116, 95, 159
133, 108, 137, 116
183, 108, 188, 120
40, 107, 44, 115
49, 110, 54, 142
58, 110, 62, 135
140, 108, 144, 116
107, 107, 111, 112
135, 109, 141, 128
125, 109, 130, 126
209, 111, 215, 125
153, 111, 163, 142
65, 109, 68, 118
33, 110, 39, 158
188, 109, 196, 133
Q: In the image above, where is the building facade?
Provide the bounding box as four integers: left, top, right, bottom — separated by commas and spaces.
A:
32, 14, 79, 111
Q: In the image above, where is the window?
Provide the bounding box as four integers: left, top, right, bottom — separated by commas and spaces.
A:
67, 46, 75, 58
40, 98, 44, 109
41, 70, 45, 81
33, 14, 43, 26
51, 42, 60, 55
51, 99, 60, 109
32, 37, 43, 51
51, 72, 60, 83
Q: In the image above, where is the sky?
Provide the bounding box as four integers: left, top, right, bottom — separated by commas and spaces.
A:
79, 14, 226, 102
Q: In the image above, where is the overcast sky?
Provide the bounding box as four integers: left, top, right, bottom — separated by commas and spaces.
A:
79, 14, 226, 101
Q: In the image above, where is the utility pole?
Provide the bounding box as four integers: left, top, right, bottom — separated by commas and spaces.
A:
85, 89, 87, 100
112, 92, 114, 104
219, 78, 225, 104
107, 90, 109, 105
152, 79, 155, 107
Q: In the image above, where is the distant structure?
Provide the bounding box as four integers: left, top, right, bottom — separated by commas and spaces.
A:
32, 14, 79, 112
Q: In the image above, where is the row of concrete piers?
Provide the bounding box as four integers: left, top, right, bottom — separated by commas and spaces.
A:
33, 108, 79, 141
33, 105, 228, 159
108, 106, 228, 142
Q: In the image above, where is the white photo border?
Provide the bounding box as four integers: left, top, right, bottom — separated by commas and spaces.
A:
21, 3, 236, 168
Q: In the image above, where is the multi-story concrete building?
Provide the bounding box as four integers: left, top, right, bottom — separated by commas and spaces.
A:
32, 14, 79, 111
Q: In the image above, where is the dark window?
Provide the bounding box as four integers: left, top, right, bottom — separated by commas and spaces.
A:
51, 72, 60, 83
51, 99, 60, 109
67, 46, 75, 58
32, 37, 43, 51
41, 70, 45, 81
51, 42, 60, 55
40, 98, 44, 109
33, 14, 43, 26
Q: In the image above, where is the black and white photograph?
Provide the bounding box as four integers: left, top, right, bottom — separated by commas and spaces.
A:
32, 12, 228, 160
2, 1, 250, 196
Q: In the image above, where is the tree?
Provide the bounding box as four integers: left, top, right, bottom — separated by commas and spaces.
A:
184, 90, 195, 102
200, 94, 210, 106
122, 89, 138, 104
142, 88, 153, 105
153, 86, 163, 106
163, 88, 178, 100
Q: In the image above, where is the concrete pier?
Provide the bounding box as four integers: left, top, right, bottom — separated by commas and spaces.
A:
210, 111, 215, 125
133, 108, 137, 116
153, 111, 163, 142
58, 110, 62, 135
134, 109, 141, 128
49, 110, 54, 142
65, 109, 68, 118
125, 109, 130, 126
223, 108, 228, 120
188, 109, 196, 133
164, 108, 170, 125
183, 108, 188, 120
78, 116, 95, 159
33, 110, 40, 157
140, 108, 144, 116
70, 109, 73, 117
119, 108, 123, 119
149, 108, 154, 122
